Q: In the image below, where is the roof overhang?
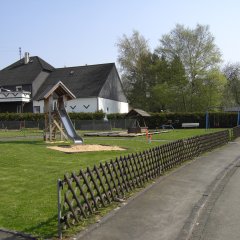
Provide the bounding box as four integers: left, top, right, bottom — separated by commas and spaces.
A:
42, 81, 76, 100
126, 108, 151, 118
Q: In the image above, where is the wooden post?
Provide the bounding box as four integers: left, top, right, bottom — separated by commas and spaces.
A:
44, 98, 49, 141
49, 95, 53, 141
57, 179, 62, 239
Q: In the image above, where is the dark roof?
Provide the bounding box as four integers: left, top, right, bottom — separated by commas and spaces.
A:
126, 108, 151, 118
0, 56, 127, 103
34, 63, 115, 100
0, 56, 54, 86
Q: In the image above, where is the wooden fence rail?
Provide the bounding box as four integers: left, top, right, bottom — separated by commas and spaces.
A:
232, 126, 240, 140
57, 129, 232, 237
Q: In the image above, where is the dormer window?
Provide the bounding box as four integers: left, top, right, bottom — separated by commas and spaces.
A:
16, 86, 22, 91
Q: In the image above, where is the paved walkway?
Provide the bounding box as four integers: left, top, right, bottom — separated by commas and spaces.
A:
199, 158, 240, 240
74, 139, 240, 240
0, 230, 34, 240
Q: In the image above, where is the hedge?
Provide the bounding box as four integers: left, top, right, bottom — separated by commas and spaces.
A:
108, 112, 239, 129
0, 111, 105, 121
0, 111, 238, 128
0, 113, 44, 121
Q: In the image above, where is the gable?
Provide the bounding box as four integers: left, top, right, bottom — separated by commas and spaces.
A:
41, 81, 76, 100
98, 65, 128, 103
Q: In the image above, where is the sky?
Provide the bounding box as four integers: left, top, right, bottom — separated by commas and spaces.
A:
0, 0, 240, 69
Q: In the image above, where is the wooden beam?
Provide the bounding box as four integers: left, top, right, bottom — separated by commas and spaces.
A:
53, 120, 69, 140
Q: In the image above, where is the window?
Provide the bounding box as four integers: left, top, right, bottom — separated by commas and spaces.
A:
16, 86, 22, 91
34, 106, 40, 113
17, 105, 22, 113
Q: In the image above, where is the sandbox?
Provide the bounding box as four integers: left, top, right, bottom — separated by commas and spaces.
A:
47, 144, 125, 153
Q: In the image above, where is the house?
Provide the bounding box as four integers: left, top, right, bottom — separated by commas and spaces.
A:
0, 53, 128, 114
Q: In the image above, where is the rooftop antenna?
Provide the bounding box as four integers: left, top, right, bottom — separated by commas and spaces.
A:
19, 47, 22, 60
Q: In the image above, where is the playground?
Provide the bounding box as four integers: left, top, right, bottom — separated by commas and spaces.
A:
0, 128, 224, 239
1, 87, 238, 238
0, 87, 238, 238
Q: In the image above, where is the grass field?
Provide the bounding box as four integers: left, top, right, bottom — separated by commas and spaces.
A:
0, 128, 223, 238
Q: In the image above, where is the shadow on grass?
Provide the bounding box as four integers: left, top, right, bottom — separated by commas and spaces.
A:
22, 215, 58, 239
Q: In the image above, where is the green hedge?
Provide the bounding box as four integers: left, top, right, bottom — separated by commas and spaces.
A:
107, 113, 127, 119
108, 112, 239, 129
68, 111, 105, 120
0, 111, 238, 128
146, 112, 239, 129
0, 111, 105, 121
0, 113, 44, 121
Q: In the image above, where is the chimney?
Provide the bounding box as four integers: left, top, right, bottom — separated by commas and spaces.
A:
24, 52, 30, 64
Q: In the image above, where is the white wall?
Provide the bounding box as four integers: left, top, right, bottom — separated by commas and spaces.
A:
33, 100, 44, 113
98, 97, 129, 114
65, 98, 98, 113
33, 97, 128, 114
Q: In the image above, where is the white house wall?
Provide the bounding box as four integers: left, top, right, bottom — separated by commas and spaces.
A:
66, 98, 98, 113
33, 97, 128, 114
33, 100, 45, 113
33, 98, 98, 113
98, 97, 128, 114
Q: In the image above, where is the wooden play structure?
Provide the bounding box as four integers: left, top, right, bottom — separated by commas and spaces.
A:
42, 81, 83, 143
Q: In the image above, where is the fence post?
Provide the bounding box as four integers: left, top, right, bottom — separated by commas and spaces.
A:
57, 179, 62, 239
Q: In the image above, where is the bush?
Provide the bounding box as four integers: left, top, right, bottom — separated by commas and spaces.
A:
69, 111, 104, 120
107, 113, 127, 119
0, 113, 44, 121
0, 111, 238, 128
145, 112, 238, 129
0, 111, 105, 121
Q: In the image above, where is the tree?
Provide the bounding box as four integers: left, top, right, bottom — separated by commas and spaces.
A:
116, 30, 155, 109
150, 56, 188, 112
156, 24, 222, 81
169, 56, 188, 111
116, 30, 150, 94
156, 24, 222, 111
223, 63, 240, 106
190, 69, 226, 111
116, 31, 169, 110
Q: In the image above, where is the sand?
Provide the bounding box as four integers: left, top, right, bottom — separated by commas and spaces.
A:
47, 144, 125, 153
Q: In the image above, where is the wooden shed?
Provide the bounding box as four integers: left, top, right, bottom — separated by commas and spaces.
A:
126, 108, 151, 133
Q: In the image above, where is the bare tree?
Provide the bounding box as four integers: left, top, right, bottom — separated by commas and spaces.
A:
116, 30, 152, 108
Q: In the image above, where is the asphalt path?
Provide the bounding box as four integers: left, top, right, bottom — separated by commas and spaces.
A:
74, 140, 240, 240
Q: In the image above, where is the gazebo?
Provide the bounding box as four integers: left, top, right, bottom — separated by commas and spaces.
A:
126, 108, 151, 134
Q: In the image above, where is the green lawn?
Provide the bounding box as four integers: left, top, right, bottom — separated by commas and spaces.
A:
0, 129, 42, 138
0, 129, 223, 238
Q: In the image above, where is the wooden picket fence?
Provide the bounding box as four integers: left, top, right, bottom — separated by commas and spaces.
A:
57, 130, 230, 237
232, 126, 240, 140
